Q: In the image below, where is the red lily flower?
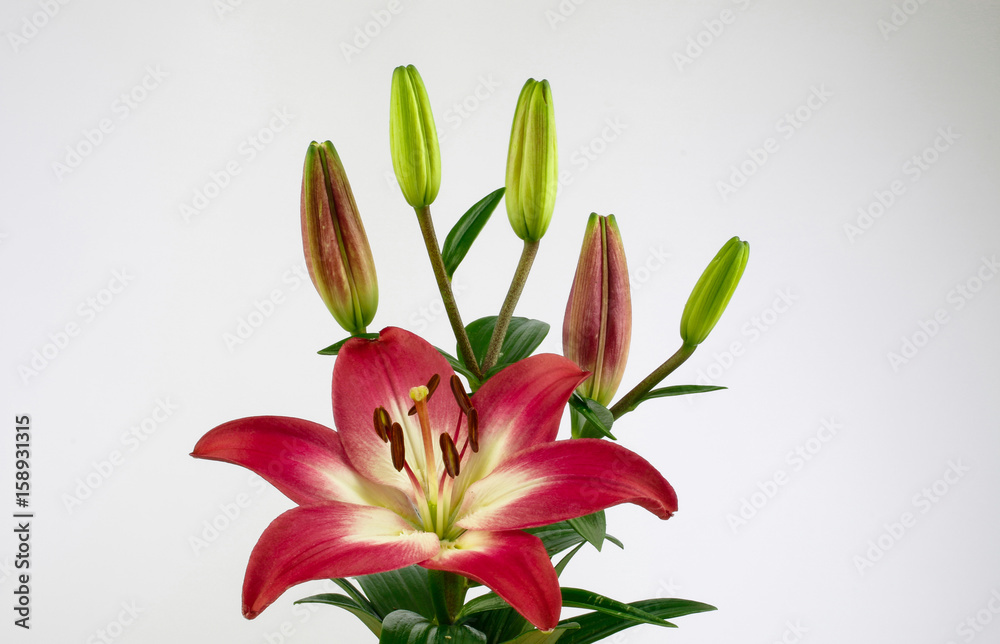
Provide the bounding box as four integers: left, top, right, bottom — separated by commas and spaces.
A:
192, 327, 677, 631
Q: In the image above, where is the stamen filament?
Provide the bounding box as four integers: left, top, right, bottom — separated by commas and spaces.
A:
410, 385, 438, 508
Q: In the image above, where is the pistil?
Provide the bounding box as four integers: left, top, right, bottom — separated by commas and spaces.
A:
409, 385, 438, 509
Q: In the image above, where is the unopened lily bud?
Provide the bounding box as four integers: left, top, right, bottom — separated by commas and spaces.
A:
389, 64, 440, 209
680, 236, 749, 346
505, 78, 557, 242
301, 141, 378, 335
562, 213, 631, 407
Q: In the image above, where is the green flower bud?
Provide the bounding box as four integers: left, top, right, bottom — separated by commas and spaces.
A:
563, 213, 631, 407
680, 236, 749, 346
389, 64, 440, 209
505, 78, 557, 242
301, 141, 378, 335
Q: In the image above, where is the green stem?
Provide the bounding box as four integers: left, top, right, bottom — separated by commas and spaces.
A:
415, 206, 482, 381
480, 240, 539, 374
609, 343, 697, 419
427, 570, 468, 625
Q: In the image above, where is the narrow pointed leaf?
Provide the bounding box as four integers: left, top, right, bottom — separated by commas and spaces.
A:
560, 588, 672, 627
294, 593, 383, 636
567, 510, 607, 552
318, 333, 380, 355
553, 542, 586, 576
556, 598, 717, 644
443, 187, 505, 279
525, 521, 623, 558
356, 566, 437, 621
627, 384, 727, 411
458, 592, 510, 618
379, 609, 487, 644
465, 316, 549, 372
331, 577, 378, 617
568, 394, 615, 439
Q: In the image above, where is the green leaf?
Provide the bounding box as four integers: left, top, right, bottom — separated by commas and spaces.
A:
331, 577, 379, 617
457, 592, 510, 618
379, 609, 487, 643
560, 588, 672, 627
568, 395, 615, 439
318, 332, 380, 355
434, 347, 481, 390
567, 510, 607, 552
553, 542, 586, 577
556, 598, 717, 644
500, 623, 579, 644
295, 593, 383, 637
355, 566, 437, 621
464, 316, 550, 374
633, 384, 726, 408
524, 521, 623, 558
442, 187, 505, 279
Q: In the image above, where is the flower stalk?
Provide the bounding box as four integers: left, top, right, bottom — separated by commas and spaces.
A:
414, 206, 482, 380
480, 239, 539, 374
608, 343, 697, 419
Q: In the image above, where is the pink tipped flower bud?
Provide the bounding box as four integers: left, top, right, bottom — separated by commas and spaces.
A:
562, 213, 631, 406
301, 141, 378, 335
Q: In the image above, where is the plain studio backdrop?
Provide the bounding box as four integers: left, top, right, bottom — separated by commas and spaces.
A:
2, 1, 999, 642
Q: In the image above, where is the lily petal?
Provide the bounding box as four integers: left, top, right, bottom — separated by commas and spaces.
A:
456, 439, 677, 531
459, 353, 587, 485
422, 530, 560, 632
242, 502, 441, 619
334, 327, 459, 491
192, 416, 414, 519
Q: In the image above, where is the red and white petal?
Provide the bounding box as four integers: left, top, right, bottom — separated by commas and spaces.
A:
242, 503, 440, 619
333, 327, 459, 491
456, 439, 677, 531
459, 354, 587, 484
422, 530, 561, 632
192, 416, 413, 518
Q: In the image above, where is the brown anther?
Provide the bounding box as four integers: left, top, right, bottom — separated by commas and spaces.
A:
467, 407, 479, 453
373, 407, 391, 443
449, 375, 472, 414
389, 422, 406, 471
440, 432, 461, 478
426, 374, 440, 397
407, 405, 417, 416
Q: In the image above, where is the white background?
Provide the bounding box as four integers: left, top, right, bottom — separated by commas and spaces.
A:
2, 1, 999, 643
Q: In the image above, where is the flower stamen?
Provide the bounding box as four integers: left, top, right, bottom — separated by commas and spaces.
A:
373, 406, 391, 442
439, 433, 460, 477
388, 422, 406, 471
409, 385, 438, 507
